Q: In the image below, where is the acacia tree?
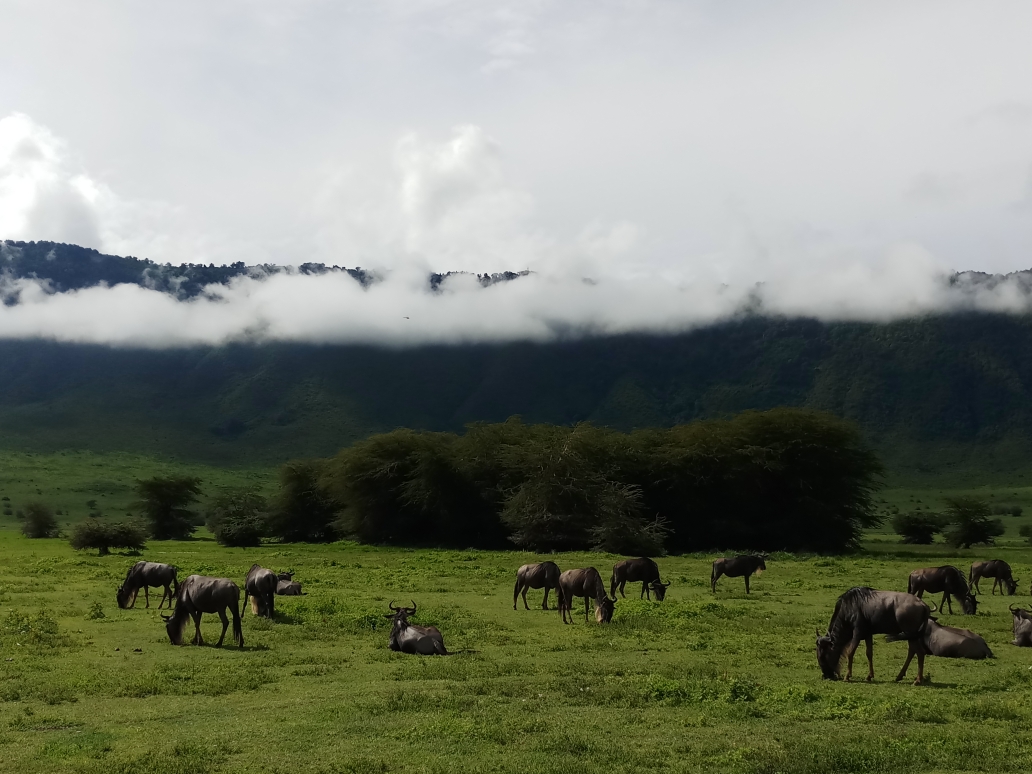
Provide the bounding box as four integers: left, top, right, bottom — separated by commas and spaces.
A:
206, 488, 267, 547
943, 497, 1004, 549
70, 520, 147, 555
135, 476, 202, 540
266, 461, 340, 543
21, 502, 60, 538
892, 511, 946, 544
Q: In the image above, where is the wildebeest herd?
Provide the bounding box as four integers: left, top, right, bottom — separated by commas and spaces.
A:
114, 553, 1032, 684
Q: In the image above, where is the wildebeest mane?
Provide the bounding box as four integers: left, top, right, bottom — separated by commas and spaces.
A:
164, 591, 190, 644
824, 587, 880, 672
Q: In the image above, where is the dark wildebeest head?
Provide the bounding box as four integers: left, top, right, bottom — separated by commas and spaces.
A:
385, 601, 448, 655
815, 628, 839, 680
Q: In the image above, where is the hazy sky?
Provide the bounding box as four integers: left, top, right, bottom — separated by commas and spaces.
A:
2, 1, 1032, 345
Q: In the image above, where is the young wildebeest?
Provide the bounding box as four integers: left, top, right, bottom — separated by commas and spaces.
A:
386, 601, 448, 655
243, 564, 278, 618
907, 565, 978, 615
513, 561, 562, 610
969, 560, 1018, 596
116, 561, 179, 610
711, 555, 766, 594
816, 587, 933, 685
610, 557, 670, 601
275, 571, 303, 596
1010, 604, 1032, 647
162, 575, 243, 648
558, 568, 616, 624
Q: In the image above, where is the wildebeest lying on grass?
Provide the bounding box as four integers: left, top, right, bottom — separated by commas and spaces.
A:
907, 565, 978, 615
558, 568, 615, 624
116, 561, 178, 610
162, 575, 244, 648
711, 555, 766, 594
276, 571, 303, 596
816, 587, 933, 685
890, 619, 992, 677
969, 560, 1018, 596
611, 557, 670, 601
243, 564, 277, 618
513, 561, 561, 610
386, 601, 448, 655
1010, 605, 1032, 647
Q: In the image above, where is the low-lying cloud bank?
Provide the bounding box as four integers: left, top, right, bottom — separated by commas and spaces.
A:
1, 246, 1031, 348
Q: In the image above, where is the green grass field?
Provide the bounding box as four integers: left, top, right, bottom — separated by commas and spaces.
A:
4, 450, 1032, 773
3, 527, 1032, 774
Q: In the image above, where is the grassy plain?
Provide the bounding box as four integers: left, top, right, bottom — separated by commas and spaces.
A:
3, 528, 1032, 774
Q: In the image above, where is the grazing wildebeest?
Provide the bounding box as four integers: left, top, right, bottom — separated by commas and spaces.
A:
558, 568, 616, 624
513, 561, 562, 610
275, 571, 303, 596
116, 561, 178, 610
969, 560, 1018, 596
815, 587, 933, 685
907, 566, 978, 615
243, 564, 277, 618
891, 619, 992, 672
385, 601, 448, 655
711, 555, 767, 594
1010, 604, 1032, 647
161, 575, 243, 648
610, 557, 670, 601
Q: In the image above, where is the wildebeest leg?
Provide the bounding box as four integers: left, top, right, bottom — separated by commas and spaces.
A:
941, 591, 951, 615
584, 596, 590, 623
268, 592, 275, 620
160, 585, 172, 609
914, 650, 925, 685
191, 611, 203, 645
992, 578, 999, 595
215, 609, 229, 647
129, 588, 138, 609
896, 643, 915, 682
744, 574, 751, 594
144, 586, 150, 608
540, 586, 549, 610
641, 582, 649, 601
844, 633, 863, 681
864, 637, 874, 682
711, 568, 721, 593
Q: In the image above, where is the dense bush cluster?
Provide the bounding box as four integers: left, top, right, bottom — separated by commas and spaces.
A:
20, 502, 60, 538
294, 408, 882, 553
205, 489, 268, 547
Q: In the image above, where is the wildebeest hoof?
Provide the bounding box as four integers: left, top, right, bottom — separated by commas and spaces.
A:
865, 676, 873, 683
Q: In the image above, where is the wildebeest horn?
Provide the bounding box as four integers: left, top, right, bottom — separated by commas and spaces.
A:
408, 600, 417, 615
927, 601, 938, 613
388, 600, 399, 611
1011, 604, 1021, 613
160, 613, 172, 621
815, 627, 822, 638
661, 582, 671, 588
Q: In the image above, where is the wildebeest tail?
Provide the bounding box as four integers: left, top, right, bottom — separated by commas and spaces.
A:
171, 568, 180, 598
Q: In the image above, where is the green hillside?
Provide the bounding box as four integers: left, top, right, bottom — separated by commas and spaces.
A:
4, 314, 1032, 483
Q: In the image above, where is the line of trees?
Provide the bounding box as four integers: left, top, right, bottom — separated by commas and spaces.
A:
280, 408, 882, 553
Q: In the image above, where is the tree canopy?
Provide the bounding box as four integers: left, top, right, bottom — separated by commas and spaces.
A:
135, 476, 202, 540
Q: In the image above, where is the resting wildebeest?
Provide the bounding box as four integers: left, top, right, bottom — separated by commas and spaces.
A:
116, 561, 179, 610
386, 601, 448, 655
891, 618, 993, 675
711, 555, 766, 594
161, 575, 243, 648
558, 568, 615, 624
1010, 604, 1032, 647
513, 561, 562, 610
815, 586, 933, 684
243, 564, 277, 618
969, 560, 1018, 596
276, 571, 303, 596
907, 565, 978, 615
610, 557, 670, 601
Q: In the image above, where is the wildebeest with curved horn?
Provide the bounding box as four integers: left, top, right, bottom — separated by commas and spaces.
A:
711, 555, 766, 594
611, 557, 670, 601
969, 560, 1018, 596
161, 575, 243, 648
558, 568, 615, 624
907, 565, 978, 615
116, 561, 179, 610
815, 586, 933, 685
513, 561, 562, 610
275, 570, 303, 596
243, 564, 277, 618
386, 601, 448, 655
1010, 604, 1032, 647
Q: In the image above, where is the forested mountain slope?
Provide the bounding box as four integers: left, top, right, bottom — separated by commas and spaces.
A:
3, 240, 1032, 481
2, 315, 1032, 482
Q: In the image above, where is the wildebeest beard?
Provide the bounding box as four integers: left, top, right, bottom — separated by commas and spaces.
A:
163, 604, 189, 645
